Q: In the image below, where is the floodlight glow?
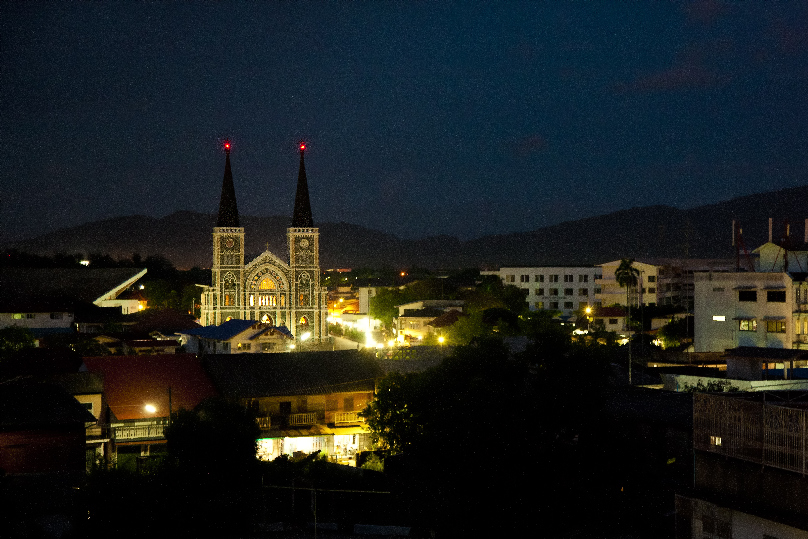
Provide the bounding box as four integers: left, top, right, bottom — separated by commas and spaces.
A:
301, 332, 311, 341
387, 340, 395, 347
288, 343, 296, 349
438, 336, 445, 344
144, 404, 157, 414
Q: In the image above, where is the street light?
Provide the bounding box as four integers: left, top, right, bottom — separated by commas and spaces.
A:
584, 306, 592, 333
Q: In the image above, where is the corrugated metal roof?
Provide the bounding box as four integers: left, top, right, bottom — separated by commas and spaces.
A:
82, 354, 218, 420
204, 350, 381, 399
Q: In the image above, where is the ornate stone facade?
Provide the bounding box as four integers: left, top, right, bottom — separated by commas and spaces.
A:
200, 144, 327, 343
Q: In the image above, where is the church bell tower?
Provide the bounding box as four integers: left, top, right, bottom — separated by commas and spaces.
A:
288, 143, 326, 342
210, 142, 245, 325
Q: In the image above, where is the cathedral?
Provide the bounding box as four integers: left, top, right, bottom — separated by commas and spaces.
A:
199, 143, 328, 343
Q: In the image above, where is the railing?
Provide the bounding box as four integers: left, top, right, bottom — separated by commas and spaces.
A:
289, 412, 317, 426
112, 421, 166, 441
335, 411, 364, 424
256, 416, 271, 430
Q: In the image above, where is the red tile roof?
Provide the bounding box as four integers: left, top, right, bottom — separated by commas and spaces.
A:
82, 354, 218, 420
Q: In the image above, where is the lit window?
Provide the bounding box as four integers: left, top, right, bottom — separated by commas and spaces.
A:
710, 436, 722, 446
739, 319, 757, 331
712, 315, 726, 321
766, 320, 786, 333
259, 278, 276, 290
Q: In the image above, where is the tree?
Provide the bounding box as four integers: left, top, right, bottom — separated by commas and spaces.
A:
0, 326, 35, 361
657, 316, 691, 349
615, 258, 640, 384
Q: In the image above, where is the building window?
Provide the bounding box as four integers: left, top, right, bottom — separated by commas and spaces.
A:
564, 301, 573, 309
766, 320, 786, 333
506, 275, 515, 283
594, 287, 602, 294
536, 288, 544, 296
520, 274, 529, 283
738, 290, 757, 302
579, 275, 589, 283
549, 275, 559, 283
550, 288, 559, 296
564, 275, 574, 283
739, 319, 757, 331
710, 435, 722, 446
564, 288, 573, 296
578, 288, 588, 296
50, 313, 63, 319
609, 318, 618, 325
648, 287, 656, 293
549, 302, 559, 309
712, 315, 726, 321
712, 287, 725, 292
767, 290, 786, 303
647, 275, 656, 283
26, 313, 35, 319
537, 275, 544, 283
535, 302, 544, 309
12, 314, 23, 320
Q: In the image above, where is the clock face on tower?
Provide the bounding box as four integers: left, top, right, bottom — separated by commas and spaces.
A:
225, 237, 235, 249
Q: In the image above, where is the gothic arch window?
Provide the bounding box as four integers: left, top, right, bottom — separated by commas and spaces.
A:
261, 314, 273, 325
299, 316, 309, 326
259, 277, 276, 290
298, 272, 312, 307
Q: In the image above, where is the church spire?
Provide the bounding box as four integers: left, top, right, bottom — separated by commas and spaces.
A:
291, 142, 314, 227
216, 142, 240, 228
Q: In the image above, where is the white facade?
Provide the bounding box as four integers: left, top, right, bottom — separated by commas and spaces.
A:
693, 271, 808, 353
597, 258, 734, 312
0, 311, 74, 331
596, 260, 660, 308
482, 267, 601, 316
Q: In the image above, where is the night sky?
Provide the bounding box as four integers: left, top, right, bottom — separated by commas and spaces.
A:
3, 2, 808, 243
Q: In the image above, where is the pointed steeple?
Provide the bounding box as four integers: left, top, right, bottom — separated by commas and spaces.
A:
291, 142, 314, 227
216, 142, 240, 227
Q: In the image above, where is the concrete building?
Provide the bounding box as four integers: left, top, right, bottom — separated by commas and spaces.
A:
482, 266, 601, 317
693, 270, 808, 353
597, 258, 734, 312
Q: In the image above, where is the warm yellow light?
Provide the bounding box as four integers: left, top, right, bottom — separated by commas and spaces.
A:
144, 404, 157, 414
301, 332, 311, 341
400, 272, 406, 276
288, 343, 296, 349
585, 307, 592, 315
339, 298, 344, 303
387, 340, 395, 347
438, 336, 445, 344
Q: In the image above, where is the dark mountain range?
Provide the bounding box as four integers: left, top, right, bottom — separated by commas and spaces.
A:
6, 186, 808, 270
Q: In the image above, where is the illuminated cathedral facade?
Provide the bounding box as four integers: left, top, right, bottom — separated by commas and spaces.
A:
199, 143, 328, 343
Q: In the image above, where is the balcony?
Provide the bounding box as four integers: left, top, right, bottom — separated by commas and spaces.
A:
256, 416, 271, 430
335, 411, 365, 425
289, 412, 317, 426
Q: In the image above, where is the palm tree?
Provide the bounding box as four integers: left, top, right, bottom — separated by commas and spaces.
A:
615, 258, 640, 384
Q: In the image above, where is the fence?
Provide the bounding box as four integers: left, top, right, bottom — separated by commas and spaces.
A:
694, 393, 808, 474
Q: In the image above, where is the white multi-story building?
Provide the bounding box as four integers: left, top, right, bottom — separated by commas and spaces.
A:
597, 258, 734, 311
482, 267, 601, 316
693, 271, 808, 353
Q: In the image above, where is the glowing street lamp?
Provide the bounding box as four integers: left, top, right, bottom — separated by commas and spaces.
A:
144, 404, 157, 414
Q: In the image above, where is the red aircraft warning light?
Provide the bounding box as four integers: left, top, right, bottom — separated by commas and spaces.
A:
224, 141, 231, 151
299, 142, 306, 152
